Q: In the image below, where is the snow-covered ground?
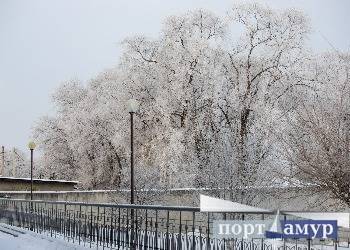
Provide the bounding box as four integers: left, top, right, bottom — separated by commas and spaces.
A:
0, 224, 88, 250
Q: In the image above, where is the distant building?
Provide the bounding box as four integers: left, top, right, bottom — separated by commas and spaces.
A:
0, 177, 78, 191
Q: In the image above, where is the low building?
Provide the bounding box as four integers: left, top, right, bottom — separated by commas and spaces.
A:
0, 177, 78, 191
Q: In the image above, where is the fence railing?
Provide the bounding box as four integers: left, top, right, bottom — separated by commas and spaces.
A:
0, 198, 348, 250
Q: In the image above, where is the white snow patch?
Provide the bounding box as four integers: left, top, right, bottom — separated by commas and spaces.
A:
0, 224, 89, 250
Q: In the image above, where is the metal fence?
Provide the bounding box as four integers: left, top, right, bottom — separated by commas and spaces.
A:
0, 198, 348, 250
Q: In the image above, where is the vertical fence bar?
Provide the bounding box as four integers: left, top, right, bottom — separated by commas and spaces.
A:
84, 206, 87, 247
96, 206, 100, 247
207, 212, 210, 250
192, 211, 196, 250
166, 210, 170, 250
144, 209, 148, 248
135, 208, 138, 249
335, 238, 338, 250
90, 205, 93, 248
73, 208, 76, 243
126, 208, 129, 248
155, 210, 159, 250
79, 205, 82, 245
261, 214, 264, 250
117, 207, 121, 250
179, 211, 182, 250
110, 207, 113, 250
102, 207, 105, 247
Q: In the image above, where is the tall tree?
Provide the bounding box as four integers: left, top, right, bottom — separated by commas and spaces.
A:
283, 53, 350, 207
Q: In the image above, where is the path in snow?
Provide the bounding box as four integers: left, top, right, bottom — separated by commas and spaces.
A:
0, 224, 89, 250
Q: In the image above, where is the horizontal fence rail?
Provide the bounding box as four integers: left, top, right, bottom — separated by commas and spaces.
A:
0, 198, 348, 250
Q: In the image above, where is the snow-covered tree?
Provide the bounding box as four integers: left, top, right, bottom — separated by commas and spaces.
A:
1, 147, 30, 178
33, 3, 348, 207
282, 53, 350, 207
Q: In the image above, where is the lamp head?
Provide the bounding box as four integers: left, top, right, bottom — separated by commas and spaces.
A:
28, 141, 36, 150
127, 99, 140, 113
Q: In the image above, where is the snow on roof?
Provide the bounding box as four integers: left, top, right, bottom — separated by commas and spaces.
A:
200, 194, 271, 213
0, 176, 79, 184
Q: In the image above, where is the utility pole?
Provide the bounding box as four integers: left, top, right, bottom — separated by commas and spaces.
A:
12, 148, 16, 177
1, 146, 4, 176
345, 114, 350, 206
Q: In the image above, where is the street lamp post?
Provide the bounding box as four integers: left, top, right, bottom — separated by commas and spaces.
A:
28, 141, 36, 200
127, 99, 139, 204
127, 98, 139, 249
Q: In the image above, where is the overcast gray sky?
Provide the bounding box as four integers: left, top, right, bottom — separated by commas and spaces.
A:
0, 0, 350, 152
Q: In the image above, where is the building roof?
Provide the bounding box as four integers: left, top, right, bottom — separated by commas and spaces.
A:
0, 176, 79, 185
